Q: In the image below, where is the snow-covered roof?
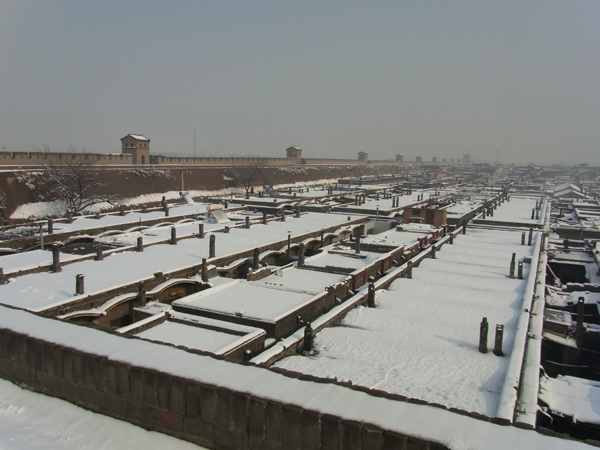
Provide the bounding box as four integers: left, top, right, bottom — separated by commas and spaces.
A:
0, 212, 365, 312
121, 134, 149, 141
553, 183, 587, 199
275, 227, 540, 417
0, 302, 588, 450
540, 375, 600, 425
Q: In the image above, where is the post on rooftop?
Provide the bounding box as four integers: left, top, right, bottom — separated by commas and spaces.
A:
75, 274, 84, 295
209, 235, 216, 258
493, 325, 504, 356
478, 317, 488, 353
95, 245, 103, 260
509, 253, 516, 278
138, 281, 146, 307
201, 258, 208, 282
252, 248, 260, 270
367, 283, 376, 308
51, 244, 61, 273
298, 243, 305, 267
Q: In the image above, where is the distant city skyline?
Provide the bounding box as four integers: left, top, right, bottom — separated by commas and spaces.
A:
1, 1, 599, 165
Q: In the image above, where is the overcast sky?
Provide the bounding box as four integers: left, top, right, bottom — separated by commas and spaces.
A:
1, 1, 598, 165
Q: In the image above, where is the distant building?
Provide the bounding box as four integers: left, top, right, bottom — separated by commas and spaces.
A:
403, 207, 447, 228
286, 146, 303, 164
416, 156, 423, 162
396, 154, 404, 162
121, 134, 150, 165
432, 157, 437, 163
462, 152, 472, 164
358, 151, 369, 162
553, 183, 589, 199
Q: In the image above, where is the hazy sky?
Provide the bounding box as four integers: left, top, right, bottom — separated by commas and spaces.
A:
1, 1, 598, 165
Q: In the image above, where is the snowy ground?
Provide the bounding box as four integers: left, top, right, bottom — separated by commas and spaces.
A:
0, 378, 201, 450
274, 227, 536, 417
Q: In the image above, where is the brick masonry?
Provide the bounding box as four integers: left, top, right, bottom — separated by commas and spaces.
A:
0, 324, 449, 449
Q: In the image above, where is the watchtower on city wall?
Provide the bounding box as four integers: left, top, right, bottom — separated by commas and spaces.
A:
286, 146, 303, 164
121, 134, 150, 165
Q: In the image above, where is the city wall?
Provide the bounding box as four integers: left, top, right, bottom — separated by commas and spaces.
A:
0, 151, 133, 166
302, 158, 368, 166
150, 155, 294, 167
0, 150, 401, 168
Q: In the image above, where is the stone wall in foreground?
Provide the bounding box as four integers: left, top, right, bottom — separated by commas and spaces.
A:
0, 318, 448, 449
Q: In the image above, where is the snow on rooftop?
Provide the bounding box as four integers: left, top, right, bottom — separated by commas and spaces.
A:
0, 378, 200, 450
540, 375, 600, 425
546, 290, 600, 308
305, 248, 382, 270
174, 266, 348, 321
274, 227, 537, 417
0, 249, 83, 272
445, 200, 485, 217
251, 266, 349, 297
480, 195, 546, 225
127, 134, 149, 140
0, 212, 362, 312
334, 190, 426, 211
135, 320, 256, 354
360, 230, 424, 248
0, 303, 589, 450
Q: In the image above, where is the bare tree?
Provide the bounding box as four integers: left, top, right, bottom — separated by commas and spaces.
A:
39, 155, 116, 215
0, 188, 7, 224
241, 160, 270, 199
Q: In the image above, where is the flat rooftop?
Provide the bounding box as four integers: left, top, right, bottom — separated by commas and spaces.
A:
275, 226, 539, 417
0, 212, 363, 312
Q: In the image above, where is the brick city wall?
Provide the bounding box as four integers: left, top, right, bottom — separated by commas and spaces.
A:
150, 155, 295, 167
0, 320, 449, 449
0, 151, 133, 166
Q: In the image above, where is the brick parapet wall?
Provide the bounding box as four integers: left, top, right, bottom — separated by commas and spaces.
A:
0, 151, 133, 166
150, 155, 295, 167
302, 158, 368, 166
0, 313, 449, 449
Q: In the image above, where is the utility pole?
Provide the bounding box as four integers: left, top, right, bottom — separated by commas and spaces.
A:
193, 129, 197, 157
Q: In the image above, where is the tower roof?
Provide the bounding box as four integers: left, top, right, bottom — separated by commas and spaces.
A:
121, 134, 150, 141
